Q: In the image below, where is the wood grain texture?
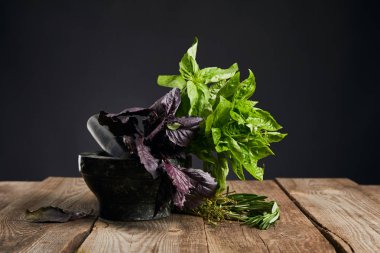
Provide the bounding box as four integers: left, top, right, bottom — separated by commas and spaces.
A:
360, 185, 380, 205
79, 214, 208, 253
276, 178, 380, 253
0, 177, 98, 253
0, 181, 38, 211
204, 180, 335, 253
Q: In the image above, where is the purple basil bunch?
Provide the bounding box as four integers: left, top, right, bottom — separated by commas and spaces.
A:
98, 88, 217, 209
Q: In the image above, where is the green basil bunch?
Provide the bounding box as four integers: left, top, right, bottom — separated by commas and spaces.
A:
157, 38, 286, 194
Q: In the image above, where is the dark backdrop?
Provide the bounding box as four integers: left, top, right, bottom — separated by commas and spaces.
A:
1, 1, 379, 183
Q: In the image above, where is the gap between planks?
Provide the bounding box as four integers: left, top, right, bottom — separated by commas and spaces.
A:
204, 180, 335, 253
275, 178, 380, 253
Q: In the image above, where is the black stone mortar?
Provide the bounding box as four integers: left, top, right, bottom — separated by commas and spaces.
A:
78, 152, 172, 221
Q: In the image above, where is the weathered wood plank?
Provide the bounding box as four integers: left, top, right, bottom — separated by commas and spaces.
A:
0, 181, 38, 211
276, 178, 380, 253
360, 185, 380, 205
79, 214, 208, 253
0, 177, 98, 253
204, 180, 335, 253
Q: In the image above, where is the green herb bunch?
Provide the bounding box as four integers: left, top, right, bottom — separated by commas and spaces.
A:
157, 38, 287, 194
193, 192, 280, 230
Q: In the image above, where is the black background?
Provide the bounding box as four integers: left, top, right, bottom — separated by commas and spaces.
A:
1, 1, 379, 183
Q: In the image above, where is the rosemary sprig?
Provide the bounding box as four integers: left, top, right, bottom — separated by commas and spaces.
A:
191, 192, 280, 230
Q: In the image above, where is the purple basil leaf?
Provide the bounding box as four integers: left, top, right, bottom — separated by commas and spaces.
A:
98, 111, 126, 136
165, 116, 203, 147
166, 128, 195, 147
112, 107, 152, 117
98, 107, 149, 140
145, 119, 166, 141
150, 88, 181, 116
98, 112, 141, 136
163, 161, 193, 209
182, 168, 217, 209
121, 117, 142, 135
175, 116, 203, 129
135, 135, 159, 179
184, 168, 217, 196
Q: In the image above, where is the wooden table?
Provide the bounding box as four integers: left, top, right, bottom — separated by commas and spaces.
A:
0, 178, 379, 253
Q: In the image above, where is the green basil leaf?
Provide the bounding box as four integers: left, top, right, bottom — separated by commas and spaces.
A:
157, 75, 186, 89
230, 111, 245, 125
226, 137, 243, 161
249, 108, 282, 131
265, 132, 288, 143
226, 137, 263, 181
167, 122, 181, 130
222, 121, 250, 138
209, 80, 226, 103
215, 140, 230, 153
187, 81, 201, 115
187, 37, 198, 59
244, 162, 264, 181
234, 69, 256, 100
250, 145, 274, 160
205, 114, 214, 135
211, 128, 222, 145
217, 71, 240, 99
180, 54, 199, 79
248, 134, 270, 147
199, 63, 239, 84
231, 157, 245, 180
234, 100, 259, 117
179, 38, 199, 79
187, 81, 212, 117
212, 96, 232, 127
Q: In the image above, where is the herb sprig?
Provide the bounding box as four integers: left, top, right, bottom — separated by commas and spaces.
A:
192, 192, 280, 230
